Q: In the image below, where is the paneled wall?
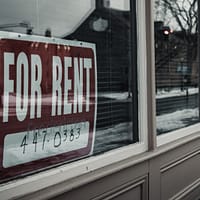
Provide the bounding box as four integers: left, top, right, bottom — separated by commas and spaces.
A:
18, 136, 200, 200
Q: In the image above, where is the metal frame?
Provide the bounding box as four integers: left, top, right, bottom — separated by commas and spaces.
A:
130, 0, 139, 142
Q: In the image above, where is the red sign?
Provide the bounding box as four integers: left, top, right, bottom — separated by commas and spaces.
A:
0, 33, 97, 182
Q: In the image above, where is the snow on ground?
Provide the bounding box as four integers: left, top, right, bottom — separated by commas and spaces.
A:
156, 87, 199, 133
94, 122, 132, 153
99, 87, 198, 101
98, 92, 131, 100
156, 107, 199, 133
99, 88, 200, 134
156, 87, 198, 99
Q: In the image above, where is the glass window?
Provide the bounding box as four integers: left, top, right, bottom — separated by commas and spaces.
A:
0, 0, 138, 182
154, 0, 199, 134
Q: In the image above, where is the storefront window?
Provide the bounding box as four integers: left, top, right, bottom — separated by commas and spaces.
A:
0, 0, 137, 182
154, 0, 199, 134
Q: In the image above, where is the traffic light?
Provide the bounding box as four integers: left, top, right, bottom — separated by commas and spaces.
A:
162, 26, 172, 41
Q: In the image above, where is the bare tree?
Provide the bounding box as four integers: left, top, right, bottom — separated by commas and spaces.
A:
155, 0, 198, 64
155, 0, 197, 38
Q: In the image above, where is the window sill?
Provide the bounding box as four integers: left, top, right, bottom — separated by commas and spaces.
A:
0, 142, 147, 200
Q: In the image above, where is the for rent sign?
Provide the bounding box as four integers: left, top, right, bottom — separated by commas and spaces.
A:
0, 32, 97, 180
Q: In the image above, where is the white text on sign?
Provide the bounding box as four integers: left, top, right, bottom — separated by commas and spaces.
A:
3, 52, 93, 122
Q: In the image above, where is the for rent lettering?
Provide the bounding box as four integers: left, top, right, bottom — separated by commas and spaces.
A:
3, 52, 93, 122
3, 52, 42, 122
51, 56, 92, 116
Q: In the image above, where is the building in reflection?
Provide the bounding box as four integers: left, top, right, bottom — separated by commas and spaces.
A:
155, 21, 198, 92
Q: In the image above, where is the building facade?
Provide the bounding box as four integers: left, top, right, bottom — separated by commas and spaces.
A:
0, 0, 200, 199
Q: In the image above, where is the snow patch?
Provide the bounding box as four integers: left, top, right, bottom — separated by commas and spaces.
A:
157, 108, 199, 133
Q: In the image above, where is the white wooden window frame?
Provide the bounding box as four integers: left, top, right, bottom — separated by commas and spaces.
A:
0, 0, 148, 199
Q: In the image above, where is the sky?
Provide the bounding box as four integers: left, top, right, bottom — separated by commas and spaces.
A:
154, 0, 197, 31
0, 0, 129, 37
0, 0, 95, 37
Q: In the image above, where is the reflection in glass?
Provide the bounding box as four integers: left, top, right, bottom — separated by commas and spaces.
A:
0, 0, 95, 37
65, 1, 135, 154
154, 0, 199, 134
0, 0, 137, 182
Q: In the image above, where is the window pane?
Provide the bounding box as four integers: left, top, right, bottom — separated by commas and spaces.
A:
0, 0, 137, 182
154, 0, 199, 134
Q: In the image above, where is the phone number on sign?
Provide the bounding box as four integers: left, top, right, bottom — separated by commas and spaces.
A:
3, 121, 90, 168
